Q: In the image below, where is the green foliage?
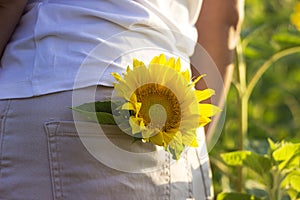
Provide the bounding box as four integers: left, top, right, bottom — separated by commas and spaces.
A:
220, 139, 300, 200
217, 192, 262, 200
71, 101, 116, 124
221, 151, 272, 179
210, 0, 300, 199
231, 0, 300, 143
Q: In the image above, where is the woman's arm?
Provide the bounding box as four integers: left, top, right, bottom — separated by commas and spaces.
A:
191, 0, 244, 135
0, 0, 27, 57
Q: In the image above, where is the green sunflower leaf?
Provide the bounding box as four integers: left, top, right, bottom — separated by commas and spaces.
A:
272, 143, 300, 170
168, 145, 184, 160
221, 151, 272, 178
168, 133, 185, 160
281, 169, 300, 192
71, 101, 116, 125
285, 188, 299, 200
75, 101, 114, 113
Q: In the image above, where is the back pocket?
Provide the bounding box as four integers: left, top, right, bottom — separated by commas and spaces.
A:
44, 120, 170, 200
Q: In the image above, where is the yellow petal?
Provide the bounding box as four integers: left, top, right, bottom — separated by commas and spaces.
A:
134, 103, 142, 117
181, 129, 197, 145
198, 104, 221, 117
191, 74, 206, 86
149, 131, 165, 146
126, 65, 131, 73
295, 2, 300, 12
111, 72, 123, 82
130, 93, 137, 102
174, 57, 181, 71
121, 102, 135, 110
194, 89, 215, 102
181, 70, 190, 82
133, 58, 145, 69
291, 13, 300, 29
129, 116, 144, 134
168, 132, 183, 149
150, 55, 160, 64
114, 83, 132, 100
189, 136, 199, 147
199, 116, 211, 127
162, 130, 177, 145
166, 57, 175, 68
140, 120, 145, 129
129, 94, 142, 116
133, 58, 139, 68
158, 54, 167, 65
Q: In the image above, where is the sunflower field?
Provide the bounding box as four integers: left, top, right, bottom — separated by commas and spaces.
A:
210, 0, 300, 199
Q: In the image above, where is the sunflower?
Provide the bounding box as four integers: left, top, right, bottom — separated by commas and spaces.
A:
112, 54, 220, 160
291, 2, 300, 31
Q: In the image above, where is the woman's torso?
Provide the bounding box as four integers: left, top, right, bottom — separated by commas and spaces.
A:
0, 0, 202, 99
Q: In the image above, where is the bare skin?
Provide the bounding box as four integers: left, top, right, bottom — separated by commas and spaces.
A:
0, 0, 28, 57
192, 0, 244, 136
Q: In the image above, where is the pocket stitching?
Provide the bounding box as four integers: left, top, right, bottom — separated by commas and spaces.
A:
45, 120, 130, 137
44, 121, 64, 200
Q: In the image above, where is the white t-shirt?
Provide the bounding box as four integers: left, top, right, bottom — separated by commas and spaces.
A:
0, 0, 202, 99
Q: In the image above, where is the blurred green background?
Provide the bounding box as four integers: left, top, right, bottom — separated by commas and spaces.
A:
210, 0, 300, 197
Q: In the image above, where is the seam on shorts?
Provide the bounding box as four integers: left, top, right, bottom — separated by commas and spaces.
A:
186, 150, 193, 199
199, 163, 209, 199
0, 100, 11, 179
165, 152, 170, 200
196, 151, 209, 199
44, 121, 64, 200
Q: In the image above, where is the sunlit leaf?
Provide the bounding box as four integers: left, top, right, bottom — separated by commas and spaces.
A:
286, 188, 298, 200
282, 169, 300, 192
268, 138, 278, 151
272, 143, 300, 170
221, 151, 272, 178
217, 192, 262, 200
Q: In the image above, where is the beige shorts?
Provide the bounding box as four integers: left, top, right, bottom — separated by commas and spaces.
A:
0, 86, 213, 200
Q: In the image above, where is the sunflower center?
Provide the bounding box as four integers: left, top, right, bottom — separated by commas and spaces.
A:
133, 83, 181, 131
148, 104, 167, 129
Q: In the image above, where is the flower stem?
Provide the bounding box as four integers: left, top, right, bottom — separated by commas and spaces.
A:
246, 46, 300, 98
234, 44, 300, 194
235, 40, 248, 192
269, 169, 282, 200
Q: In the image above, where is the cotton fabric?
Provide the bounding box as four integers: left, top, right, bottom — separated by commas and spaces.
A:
0, 0, 202, 99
